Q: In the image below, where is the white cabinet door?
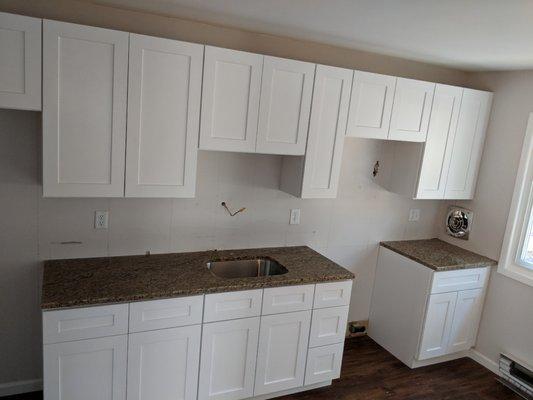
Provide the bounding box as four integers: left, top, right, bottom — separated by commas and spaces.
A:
256, 56, 315, 155
300, 64, 352, 198
254, 311, 311, 396
444, 89, 492, 199
42, 20, 128, 197
125, 34, 202, 198
43, 335, 127, 400
199, 317, 260, 400
418, 292, 457, 360
389, 78, 435, 142
416, 84, 462, 199
309, 306, 349, 348
447, 288, 484, 354
200, 46, 263, 153
346, 71, 396, 139
127, 325, 201, 400
305, 343, 344, 385
0, 12, 41, 110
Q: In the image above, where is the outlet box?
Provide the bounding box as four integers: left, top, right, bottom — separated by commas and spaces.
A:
408, 208, 420, 222
94, 210, 109, 229
346, 320, 369, 338
289, 209, 301, 225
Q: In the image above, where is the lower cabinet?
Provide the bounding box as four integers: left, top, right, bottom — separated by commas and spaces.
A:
305, 343, 344, 385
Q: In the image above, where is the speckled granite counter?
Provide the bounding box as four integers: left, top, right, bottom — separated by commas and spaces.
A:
380, 238, 497, 271
41, 246, 354, 310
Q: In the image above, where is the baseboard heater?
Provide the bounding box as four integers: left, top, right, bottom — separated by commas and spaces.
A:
499, 353, 533, 399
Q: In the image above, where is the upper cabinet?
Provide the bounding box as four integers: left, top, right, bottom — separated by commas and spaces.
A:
0, 12, 41, 110
42, 20, 129, 197
125, 34, 203, 198
199, 46, 263, 153
256, 56, 315, 155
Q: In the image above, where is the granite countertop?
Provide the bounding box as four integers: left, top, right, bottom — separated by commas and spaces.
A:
380, 238, 497, 271
41, 246, 355, 310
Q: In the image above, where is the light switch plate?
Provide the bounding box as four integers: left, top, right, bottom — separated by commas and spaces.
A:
94, 210, 109, 229
290, 209, 301, 225
408, 209, 420, 222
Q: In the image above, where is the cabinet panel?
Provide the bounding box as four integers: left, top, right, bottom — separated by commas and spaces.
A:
304, 343, 344, 385
0, 12, 41, 110
346, 71, 396, 139
256, 56, 315, 155
444, 89, 492, 199
42, 20, 128, 197
418, 292, 457, 360
389, 78, 435, 142
43, 335, 127, 400
447, 288, 484, 354
200, 46, 263, 153
416, 85, 462, 199
430, 267, 489, 294
127, 325, 201, 400
254, 311, 311, 395
204, 289, 262, 322
262, 284, 314, 315
314, 280, 352, 309
309, 306, 348, 348
125, 34, 202, 197
199, 317, 260, 400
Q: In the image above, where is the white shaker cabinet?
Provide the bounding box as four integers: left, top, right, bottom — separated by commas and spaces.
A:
42, 20, 128, 197
200, 46, 263, 153
125, 34, 203, 198
256, 56, 315, 155
446, 288, 484, 354
0, 12, 41, 110
346, 71, 396, 140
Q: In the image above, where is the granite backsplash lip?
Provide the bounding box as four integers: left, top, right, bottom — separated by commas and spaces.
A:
41, 246, 355, 310
380, 238, 497, 271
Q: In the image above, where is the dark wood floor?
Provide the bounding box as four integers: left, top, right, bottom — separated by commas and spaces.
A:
5, 336, 520, 400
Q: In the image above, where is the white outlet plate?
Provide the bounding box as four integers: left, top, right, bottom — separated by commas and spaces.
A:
408, 209, 420, 222
94, 210, 109, 229
289, 209, 301, 225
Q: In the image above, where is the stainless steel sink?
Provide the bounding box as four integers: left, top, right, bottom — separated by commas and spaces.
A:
207, 258, 288, 279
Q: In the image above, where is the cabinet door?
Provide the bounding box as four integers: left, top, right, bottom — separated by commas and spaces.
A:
256, 56, 315, 155
309, 306, 349, 348
43, 335, 127, 400
305, 343, 344, 385
127, 325, 201, 400
447, 288, 484, 354
416, 84, 462, 199
254, 311, 311, 396
199, 317, 260, 400
389, 78, 435, 142
200, 46, 263, 153
0, 12, 41, 110
346, 71, 396, 139
42, 20, 128, 197
125, 34, 202, 198
301, 64, 352, 198
444, 89, 492, 199
418, 292, 457, 360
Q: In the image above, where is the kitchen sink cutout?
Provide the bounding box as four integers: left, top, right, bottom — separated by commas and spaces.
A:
207, 257, 288, 279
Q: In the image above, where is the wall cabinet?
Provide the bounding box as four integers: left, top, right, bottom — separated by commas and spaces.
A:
0, 12, 41, 110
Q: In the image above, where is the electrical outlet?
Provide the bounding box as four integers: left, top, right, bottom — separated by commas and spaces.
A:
408, 208, 420, 222
289, 209, 301, 225
94, 210, 109, 229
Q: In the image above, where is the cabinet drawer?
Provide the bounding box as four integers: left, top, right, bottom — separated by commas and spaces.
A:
305, 343, 344, 385
309, 306, 349, 348
313, 281, 352, 309
129, 295, 203, 333
262, 284, 314, 315
43, 303, 129, 344
204, 289, 262, 322
430, 267, 489, 294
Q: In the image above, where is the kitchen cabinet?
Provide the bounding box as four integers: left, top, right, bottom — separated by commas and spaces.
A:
42, 20, 128, 197
125, 34, 203, 198
305, 343, 344, 385
447, 288, 484, 354
346, 71, 396, 140
280, 64, 352, 198
199, 46, 263, 153
0, 12, 41, 110
254, 311, 311, 395
256, 56, 315, 155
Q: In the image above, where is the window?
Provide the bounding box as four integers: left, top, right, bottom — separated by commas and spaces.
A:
499, 113, 533, 286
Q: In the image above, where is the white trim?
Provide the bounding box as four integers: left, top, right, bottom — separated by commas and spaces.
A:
498, 113, 533, 287
469, 348, 500, 375
0, 379, 42, 397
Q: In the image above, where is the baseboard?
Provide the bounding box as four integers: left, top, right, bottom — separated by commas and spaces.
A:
0, 379, 42, 397
469, 348, 500, 375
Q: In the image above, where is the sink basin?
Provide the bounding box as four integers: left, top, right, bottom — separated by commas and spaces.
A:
207, 258, 288, 279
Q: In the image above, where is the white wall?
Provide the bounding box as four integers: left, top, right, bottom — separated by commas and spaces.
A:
439, 70, 533, 367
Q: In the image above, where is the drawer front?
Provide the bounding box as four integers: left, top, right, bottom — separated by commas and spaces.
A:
305, 343, 344, 385
309, 306, 349, 348
430, 267, 489, 294
262, 284, 315, 315
313, 281, 352, 309
129, 295, 203, 333
43, 303, 129, 344
204, 289, 263, 322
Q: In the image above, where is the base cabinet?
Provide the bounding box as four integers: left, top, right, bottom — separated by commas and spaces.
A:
305, 343, 344, 385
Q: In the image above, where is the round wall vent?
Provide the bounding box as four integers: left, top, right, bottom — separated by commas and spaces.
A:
446, 207, 473, 240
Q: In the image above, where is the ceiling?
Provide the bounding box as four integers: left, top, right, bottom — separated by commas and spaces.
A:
88, 0, 533, 71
